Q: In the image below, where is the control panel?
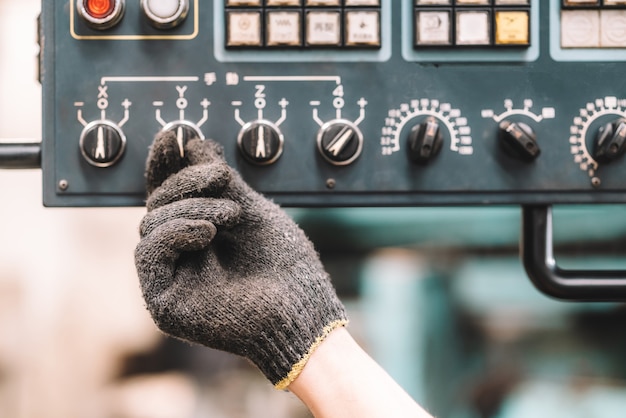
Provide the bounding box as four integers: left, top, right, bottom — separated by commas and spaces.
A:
39, 0, 626, 207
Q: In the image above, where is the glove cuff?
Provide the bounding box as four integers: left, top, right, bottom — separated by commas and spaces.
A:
273, 318, 348, 390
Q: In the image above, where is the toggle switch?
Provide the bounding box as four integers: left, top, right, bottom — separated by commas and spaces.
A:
317, 120, 364, 166
77, 0, 125, 30
498, 120, 540, 161
238, 120, 284, 165
407, 117, 443, 165
141, 0, 189, 29
79, 120, 126, 167
593, 119, 626, 164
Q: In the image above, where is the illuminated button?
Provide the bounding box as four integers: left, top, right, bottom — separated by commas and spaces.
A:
600, 11, 626, 48
227, 11, 262, 46
77, 0, 125, 30
416, 11, 452, 46
141, 0, 188, 29
226, 0, 262, 6
345, 0, 380, 5
456, 11, 491, 45
416, 0, 451, 4
267, 0, 302, 5
456, 0, 490, 4
495, 10, 529, 46
345, 11, 381, 46
495, 0, 529, 4
266, 11, 302, 46
605, 0, 626, 5
306, 11, 341, 46
561, 10, 599, 48
306, 0, 341, 5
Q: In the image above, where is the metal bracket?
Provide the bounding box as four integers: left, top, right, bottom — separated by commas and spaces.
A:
521, 205, 626, 301
0, 142, 41, 169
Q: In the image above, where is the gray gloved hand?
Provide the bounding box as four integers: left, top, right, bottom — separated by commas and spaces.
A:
135, 132, 347, 389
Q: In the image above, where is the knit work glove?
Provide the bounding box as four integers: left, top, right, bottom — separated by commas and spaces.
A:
135, 132, 348, 389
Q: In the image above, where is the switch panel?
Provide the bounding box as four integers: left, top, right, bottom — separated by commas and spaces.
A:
40, 0, 626, 206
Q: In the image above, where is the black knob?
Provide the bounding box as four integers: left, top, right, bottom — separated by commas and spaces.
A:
162, 120, 204, 156
407, 117, 443, 164
317, 120, 363, 166
238, 120, 284, 165
79, 120, 126, 167
593, 119, 626, 164
498, 120, 540, 161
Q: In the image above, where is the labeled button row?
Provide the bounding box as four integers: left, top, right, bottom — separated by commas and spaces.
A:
414, 7, 531, 47
226, 9, 380, 47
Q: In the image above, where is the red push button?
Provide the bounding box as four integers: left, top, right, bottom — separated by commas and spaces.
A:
77, 0, 125, 30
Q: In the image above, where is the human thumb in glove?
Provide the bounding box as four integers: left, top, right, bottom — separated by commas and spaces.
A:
135, 132, 348, 389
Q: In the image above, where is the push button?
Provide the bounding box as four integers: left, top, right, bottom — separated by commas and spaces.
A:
266, 11, 302, 46
495, 10, 530, 46
345, 11, 381, 46
141, 0, 189, 29
306, 11, 341, 46
227, 11, 263, 46
77, 0, 125, 30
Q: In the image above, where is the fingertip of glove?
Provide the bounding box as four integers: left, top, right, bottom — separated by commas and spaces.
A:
185, 138, 225, 166
145, 130, 187, 195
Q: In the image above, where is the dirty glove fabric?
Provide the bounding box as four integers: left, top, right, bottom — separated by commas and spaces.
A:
135, 132, 347, 389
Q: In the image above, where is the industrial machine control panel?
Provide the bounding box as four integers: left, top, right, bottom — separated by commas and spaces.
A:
39, 0, 626, 207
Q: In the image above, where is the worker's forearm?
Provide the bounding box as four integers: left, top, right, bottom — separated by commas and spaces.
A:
288, 327, 434, 418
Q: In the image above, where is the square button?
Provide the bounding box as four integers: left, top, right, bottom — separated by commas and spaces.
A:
345, 0, 381, 5
456, 0, 490, 5
495, 10, 530, 45
495, 0, 529, 4
345, 11, 381, 46
306, 0, 341, 5
456, 11, 491, 45
605, 0, 626, 5
266, 11, 302, 46
226, 0, 262, 6
306, 11, 342, 46
416, 10, 452, 46
416, 0, 451, 4
561, 10, 599, 48
227, 11, 262, 46
600, 10, 626, 48
266, 0, 302, 5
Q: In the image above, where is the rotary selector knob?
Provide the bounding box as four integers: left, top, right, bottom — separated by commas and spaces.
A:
317, 120, 363, 166
498, 120, 540, 161
141, 0, 189, 29
162, 120, 205, 156
79, 120, 126, 167
238, 120, 284, 165
407, 117, 443, 165
593, 119, 626, 164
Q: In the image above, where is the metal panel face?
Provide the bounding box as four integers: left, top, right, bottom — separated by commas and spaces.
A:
41, 0, 626, 206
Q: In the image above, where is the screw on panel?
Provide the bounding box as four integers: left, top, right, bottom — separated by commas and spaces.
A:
58, 179, 69, 191
326, 178, 336, 189
591, 177, 601, 188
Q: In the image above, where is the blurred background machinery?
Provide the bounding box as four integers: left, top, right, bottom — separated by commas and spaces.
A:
1, 1, 626, 417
